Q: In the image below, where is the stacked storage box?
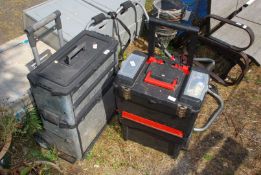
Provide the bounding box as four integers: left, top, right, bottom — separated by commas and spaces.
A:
84, 0, 146, 44
114, 51, 210, 157
27, 30, 118, 162
23, 0, 146, 50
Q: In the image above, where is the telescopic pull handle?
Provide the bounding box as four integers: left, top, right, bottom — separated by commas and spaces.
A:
25, 10, 64, 67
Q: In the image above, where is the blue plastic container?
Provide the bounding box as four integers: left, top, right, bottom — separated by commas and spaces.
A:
182, 0, 208, 23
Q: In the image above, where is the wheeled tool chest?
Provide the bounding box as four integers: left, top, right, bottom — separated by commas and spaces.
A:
115, 51, 210, 156
27, 30, 118, 161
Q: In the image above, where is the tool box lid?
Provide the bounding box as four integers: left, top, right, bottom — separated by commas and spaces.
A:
131, 61, 186, 105
28, 30, 118, 95
129, 64, 209, 113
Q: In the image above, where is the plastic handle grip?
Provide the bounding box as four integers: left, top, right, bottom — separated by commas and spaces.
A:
65, 42, 86, 65
144, 71, 178, 90
91, 13, 107, 25
120, 1, 133, 12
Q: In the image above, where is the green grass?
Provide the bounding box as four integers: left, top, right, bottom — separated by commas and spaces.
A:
85, 151, 94, 160
29, 148, 58, 162
203, 153, 214, 161
145, 0, 153, 12
18, 108, 43, 136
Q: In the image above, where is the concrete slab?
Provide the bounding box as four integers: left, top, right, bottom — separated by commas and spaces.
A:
237, 0, 261, 24
211, 0, 261, 64
211, 0, 248, 28
0, 35, 55, 113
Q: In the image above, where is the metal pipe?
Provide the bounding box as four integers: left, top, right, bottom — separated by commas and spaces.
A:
194, 88, 224, 132
194, 57, 215, 71
57, 29, 65, 47
131, 0, 150, 21
32, 47, 41, 66
85, 19, 95, 30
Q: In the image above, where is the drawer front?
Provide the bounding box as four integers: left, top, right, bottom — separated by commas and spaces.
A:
32, 86, 76, 127
41, 122, 82, 159
78, 98, 107, 152
78, 86, 115, 152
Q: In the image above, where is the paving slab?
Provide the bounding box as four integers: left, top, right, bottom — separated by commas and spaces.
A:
236, 0, 261, 24
211, 0, 261, 64
0, 35, 55, 115
210, 0, 248, 28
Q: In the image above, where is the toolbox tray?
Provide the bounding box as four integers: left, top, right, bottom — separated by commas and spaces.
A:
117, 99, 198, 137
120, 111, 186, 157
40, 85, 115, 161
28, 30, 118, 95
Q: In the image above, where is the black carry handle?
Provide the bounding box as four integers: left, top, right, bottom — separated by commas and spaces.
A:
120, 1, 134, 12
65, 42, 86, 65
206, 14, 255, 52
148, 17, 200, 67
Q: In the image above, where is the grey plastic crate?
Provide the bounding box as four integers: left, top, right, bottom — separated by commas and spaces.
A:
117, 18, 143, 46
85, 0, 146, 41
23, 0, 114, 50
23, 0, 145, 50
23, 0, 146, 50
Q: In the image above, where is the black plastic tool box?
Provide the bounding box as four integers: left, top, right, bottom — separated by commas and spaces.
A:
27, 30, 118, 162
115, 17, 223, 157
115, 51, 211, 156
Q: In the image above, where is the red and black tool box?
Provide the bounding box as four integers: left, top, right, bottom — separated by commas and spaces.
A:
115, 51, 210, 156
114, 17, 224, 157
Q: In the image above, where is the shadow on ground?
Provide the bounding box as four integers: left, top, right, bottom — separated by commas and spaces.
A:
170, 131, 248, 175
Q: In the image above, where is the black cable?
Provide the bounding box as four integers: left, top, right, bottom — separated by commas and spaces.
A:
108, 11, 131, 61
115, 18, 131, 60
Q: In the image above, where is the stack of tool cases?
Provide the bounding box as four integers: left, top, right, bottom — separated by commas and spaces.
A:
114, 51, 210, 156
27, 30, 118, 162
114, 16, 223, 157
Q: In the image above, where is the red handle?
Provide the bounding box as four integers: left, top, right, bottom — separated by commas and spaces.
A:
146, 57, 164, 64
144, 71, 178, 90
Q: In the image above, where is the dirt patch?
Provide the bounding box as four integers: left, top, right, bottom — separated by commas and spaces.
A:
0, 0, 45, 43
